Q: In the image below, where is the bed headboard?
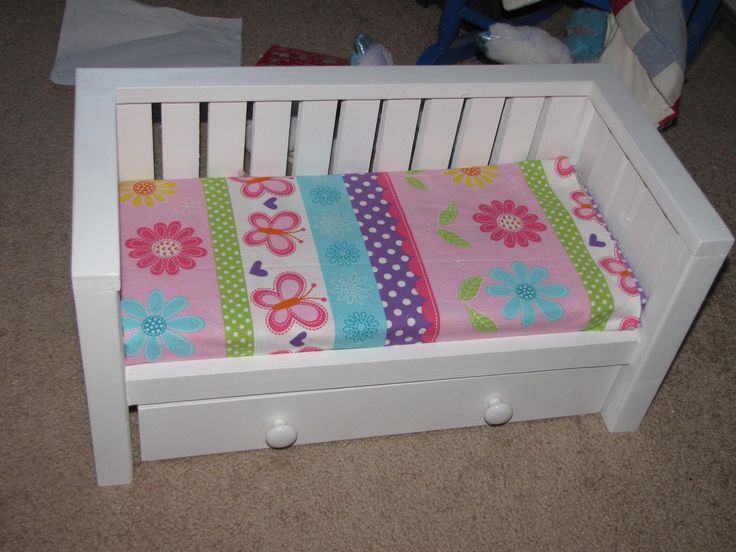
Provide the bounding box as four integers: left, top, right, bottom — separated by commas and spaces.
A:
108, 65, 598, 181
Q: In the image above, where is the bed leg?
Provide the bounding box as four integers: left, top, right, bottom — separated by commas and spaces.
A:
602, 254, 728, 432
74, 290, 133, 485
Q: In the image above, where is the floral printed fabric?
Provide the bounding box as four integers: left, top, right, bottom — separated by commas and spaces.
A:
118, 159, 642, 365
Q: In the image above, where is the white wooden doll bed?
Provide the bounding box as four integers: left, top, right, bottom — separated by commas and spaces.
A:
71, 65, 733, 485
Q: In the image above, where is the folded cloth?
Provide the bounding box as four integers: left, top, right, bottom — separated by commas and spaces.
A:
599, 0, 686, 127
51, 0, 241, 85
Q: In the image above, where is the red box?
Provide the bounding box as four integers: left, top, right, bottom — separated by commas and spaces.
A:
256, 45, 350, 67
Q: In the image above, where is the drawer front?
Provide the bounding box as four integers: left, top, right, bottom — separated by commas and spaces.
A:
139, 365, 619, 461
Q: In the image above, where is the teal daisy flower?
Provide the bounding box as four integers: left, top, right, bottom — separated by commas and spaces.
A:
486, 262, 568, 327
343, 311, 379, 342
121, 290, 205, 362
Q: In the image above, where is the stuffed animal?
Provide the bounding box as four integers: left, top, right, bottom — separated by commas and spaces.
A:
478, 23, 572, 64
565, 8, 609, 63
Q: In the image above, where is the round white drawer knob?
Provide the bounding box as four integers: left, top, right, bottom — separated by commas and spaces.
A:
265, 418, 298, 449
484, 398, 513, 426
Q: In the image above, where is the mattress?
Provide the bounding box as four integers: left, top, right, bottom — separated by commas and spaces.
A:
119, 158, 643, 365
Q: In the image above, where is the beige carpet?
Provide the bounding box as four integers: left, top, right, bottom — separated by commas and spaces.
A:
1, 1, 734, 550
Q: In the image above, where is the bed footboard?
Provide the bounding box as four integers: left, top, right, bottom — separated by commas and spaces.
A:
572, 71, 733, 430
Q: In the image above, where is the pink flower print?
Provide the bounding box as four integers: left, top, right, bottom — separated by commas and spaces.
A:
473, 200, 547, 248
125, 221, 207, 275
554, 156, 576, 178
599, 247, 640, 296
234, 176, 295, 199
619, 316, 640, 331
570, 190, 604, 224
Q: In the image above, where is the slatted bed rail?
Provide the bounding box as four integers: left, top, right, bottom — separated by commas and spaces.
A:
116, 96, 589, 181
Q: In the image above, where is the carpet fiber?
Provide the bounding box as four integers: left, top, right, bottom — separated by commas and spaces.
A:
1, 1, 734, 550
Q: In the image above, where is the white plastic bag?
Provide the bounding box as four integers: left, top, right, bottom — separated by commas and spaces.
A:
51, 0, 241, 85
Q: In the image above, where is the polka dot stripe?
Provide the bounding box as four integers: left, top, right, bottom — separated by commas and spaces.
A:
519, 161, 614, 331
202, 178, 255, 357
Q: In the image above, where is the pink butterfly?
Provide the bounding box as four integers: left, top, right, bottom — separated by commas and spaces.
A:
619, 316, 640, 331
570, 190, 604, 225
554, 156, 576, 178
234, 176, 295, 199
243, 211, 305, 257
599, 247, 640, 296
251, 272, 329, 335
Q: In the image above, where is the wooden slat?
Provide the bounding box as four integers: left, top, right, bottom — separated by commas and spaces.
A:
116, 104, 154, 181
331, 100, 381, 174
249, 101, 292, 176
292, 100, 338, 175
532, 96, 586, 160
618, 186, 660, 270
451, 97, 504, 168
571, 103, 608, 182
206, 102, 247, 177
411, 98, 464, 170
604, 162, 643, 242
161, 103, 200, 179
372, 99, 421, 172
636, 217, 679, 294
491, 97, 545, 163
586, 134, 627, 212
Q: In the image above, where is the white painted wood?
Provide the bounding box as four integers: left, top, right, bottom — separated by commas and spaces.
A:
72, 86, 121, 293
589, 70, 733, 256
249, 101, 292, 176
637, 216, 679, 294
104, 65, 600, 104
116, 104, 154, 181
484, 398, 514, 425
491, 97, 545, 163
126, 331, 638, 405
411, 98, 464, 170
161, 102, 200, 179
585, 134, 627, 213
291, 100, 338, 175
73, 291, 132, 485
330, 100, 380, 174
603, 250, 727, 431
451, 97, 504, 168
264, 418, 299, 449
372, 99, 421, 171
139, 365, 619, 461
605, 162, 644, 242
571, 102, 608, 183
618, 186, 661, 271
206, 102, 247, 177
70, 66, 733, 484
531, 96, 586, 160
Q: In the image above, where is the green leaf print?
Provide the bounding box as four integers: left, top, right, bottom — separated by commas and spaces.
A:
437, 229, 471, 248
458, 276, 484, 301
467, 306, 497, 333
406, 176, 428, 191
438, 202, 459, 226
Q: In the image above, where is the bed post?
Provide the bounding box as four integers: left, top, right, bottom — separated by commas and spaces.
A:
601, 252, 729, 432
73, 291, 133, 485
72, 72, 133, 484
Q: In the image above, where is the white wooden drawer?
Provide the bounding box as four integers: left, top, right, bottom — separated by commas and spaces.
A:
138, 365, 620, 461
